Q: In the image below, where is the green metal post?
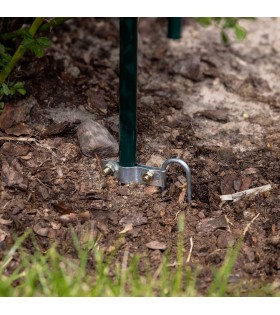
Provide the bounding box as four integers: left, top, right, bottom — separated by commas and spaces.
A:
119, 18, 138, 167
168, 17, 182, 39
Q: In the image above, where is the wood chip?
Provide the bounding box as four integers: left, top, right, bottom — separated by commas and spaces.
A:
220, 184, 272, 202
178, 187, 187, 205
196, 215, 228, 233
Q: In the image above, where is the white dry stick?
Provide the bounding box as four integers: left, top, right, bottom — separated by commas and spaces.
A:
220, 184, 272, 202
186, 237, 194, 263
0, 136, 58, 158
0, 136, 36, 142
243, 213, 260, 236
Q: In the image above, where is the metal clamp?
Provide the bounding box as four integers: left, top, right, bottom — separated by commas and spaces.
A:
101, 158, 192, 202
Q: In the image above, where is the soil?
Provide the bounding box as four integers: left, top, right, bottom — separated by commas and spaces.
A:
0, 18, 279, 295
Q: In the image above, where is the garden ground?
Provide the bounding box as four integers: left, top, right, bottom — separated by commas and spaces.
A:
0, 17, 279, 296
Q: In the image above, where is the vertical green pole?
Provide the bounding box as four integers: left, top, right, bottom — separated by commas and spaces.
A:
119, 18, 138, 167
168, 17, 182, 39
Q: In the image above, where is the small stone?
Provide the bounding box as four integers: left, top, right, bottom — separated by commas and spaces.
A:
77, 119, 118, 158
146, 241, 167, 251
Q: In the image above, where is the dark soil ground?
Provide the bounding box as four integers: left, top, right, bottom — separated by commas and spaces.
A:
0, 18, 279, 295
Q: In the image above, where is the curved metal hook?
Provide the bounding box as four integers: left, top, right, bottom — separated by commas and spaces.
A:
161, 158, 192, 202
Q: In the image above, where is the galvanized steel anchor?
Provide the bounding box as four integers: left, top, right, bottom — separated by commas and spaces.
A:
102, 17, 191, 202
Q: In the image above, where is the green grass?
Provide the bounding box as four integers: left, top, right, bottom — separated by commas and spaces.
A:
0, 224, 279, 297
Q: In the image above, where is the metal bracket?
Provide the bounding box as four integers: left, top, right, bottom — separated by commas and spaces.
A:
102, 158, 192, 202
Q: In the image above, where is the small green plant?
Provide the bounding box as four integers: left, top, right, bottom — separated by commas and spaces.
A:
196, 17, 254, 44
0, 17, 69, 111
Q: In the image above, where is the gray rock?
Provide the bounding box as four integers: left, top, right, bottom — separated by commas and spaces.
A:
77, 119, 118, 158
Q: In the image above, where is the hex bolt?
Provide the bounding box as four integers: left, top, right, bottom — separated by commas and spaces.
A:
103, 166, 113, 176
142, 170, 154, 183
102, 162, 118, 176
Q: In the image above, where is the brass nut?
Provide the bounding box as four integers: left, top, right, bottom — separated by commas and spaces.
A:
142, 171, 154, 183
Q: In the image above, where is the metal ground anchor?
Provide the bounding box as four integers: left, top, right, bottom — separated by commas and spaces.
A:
102, 158, 192, 202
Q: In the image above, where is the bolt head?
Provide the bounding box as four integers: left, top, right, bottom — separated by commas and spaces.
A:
103, 166, 112, 176
142, 171, 154, 183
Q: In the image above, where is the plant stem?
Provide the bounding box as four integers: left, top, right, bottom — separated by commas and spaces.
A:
0, 18, 71, 41
0, 17, 44, 85
38, 17, 70, 32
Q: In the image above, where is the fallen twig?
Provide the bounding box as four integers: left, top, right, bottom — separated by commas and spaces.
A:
0, 136, 58, 158
0, 136, 37, 142
186, 237, 194, 263
243, 213, 260, 236
95, 153, 103, 177
220, 184, 272, 202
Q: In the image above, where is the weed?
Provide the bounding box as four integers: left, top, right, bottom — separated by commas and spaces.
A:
196, 17, 255, 44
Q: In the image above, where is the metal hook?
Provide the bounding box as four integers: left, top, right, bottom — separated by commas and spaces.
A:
161, 158, 192, 202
